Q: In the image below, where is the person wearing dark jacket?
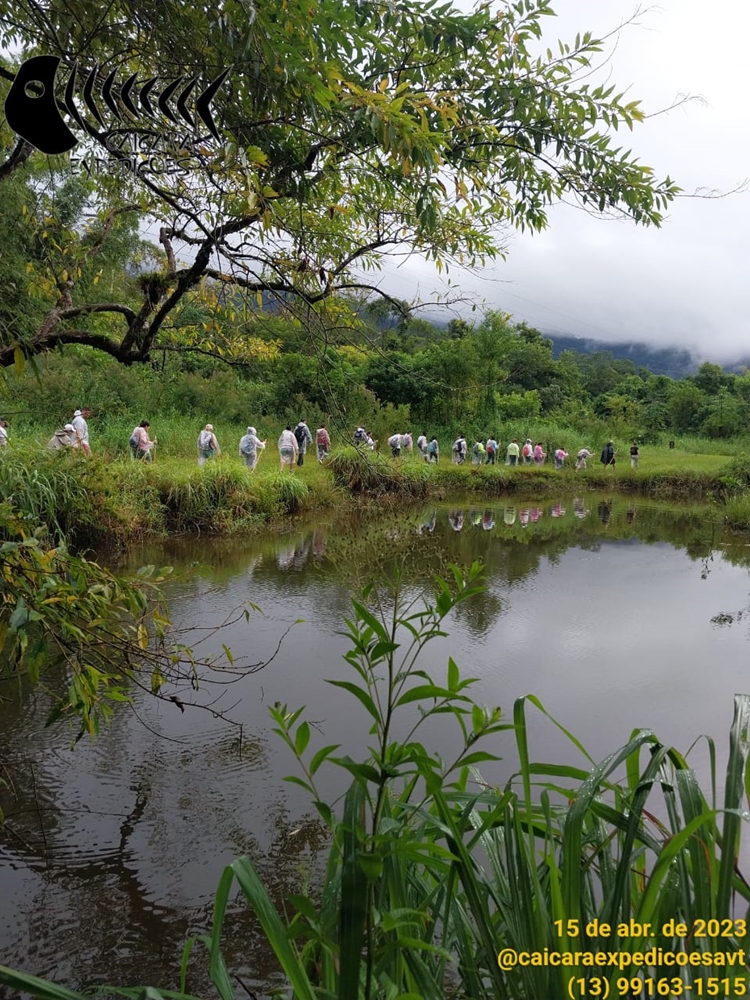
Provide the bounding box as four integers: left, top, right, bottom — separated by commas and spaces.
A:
600, 441, 616, 468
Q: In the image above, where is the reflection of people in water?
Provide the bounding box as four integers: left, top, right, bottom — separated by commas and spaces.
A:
482, 511, 495, 531
503, 506, 517, 526
424, 511, 437, 533
448, 510, 464, 532
598, 500, 613, 526
470, 509, 482, 528
573, 497, 589, 519
293, 538, 311, 568
519, 508, 529, 528
551, 502, 565, 518
530, 507, 542, 523
312, 529, 327, 559
277, 542, 296, 570
626, 504, 637, 524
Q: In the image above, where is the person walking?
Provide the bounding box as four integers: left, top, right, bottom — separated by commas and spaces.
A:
294, 420, 313, 466
485, 436, 498, 465
130, 421, 157, 461
72, 407, 92, 456
554, 447, 568, 470
452, 433, 467, 465
472, 439, 485, 465
388, 432, 402, 457
316, 424, 331, 462
427, 436, 439, 463
533, 442, 546, 465
522, 438, 533, 464
239, 426, 266, 470
600, 441, 616, 468
575, 447, 592, 471
506, 439, 520, 466
416, 431, 428, 459
48, 423, 78, 450
630, 440, 640, 469
278, 425, 299, 471
197, 424, 220, 465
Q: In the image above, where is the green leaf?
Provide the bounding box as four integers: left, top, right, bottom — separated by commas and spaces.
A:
327, 679, 380, 722
309, 743, 341, 775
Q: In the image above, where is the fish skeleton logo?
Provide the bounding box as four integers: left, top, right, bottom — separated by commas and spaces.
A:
5, 55, 231, 156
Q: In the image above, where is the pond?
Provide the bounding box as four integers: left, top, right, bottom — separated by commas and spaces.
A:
1, 495, 749, 997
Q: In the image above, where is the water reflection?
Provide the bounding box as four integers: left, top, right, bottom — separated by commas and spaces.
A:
2, 495, 750, 997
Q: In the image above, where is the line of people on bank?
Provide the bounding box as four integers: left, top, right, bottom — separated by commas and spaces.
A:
199, 420, 331, 471
368, 430, 641, 471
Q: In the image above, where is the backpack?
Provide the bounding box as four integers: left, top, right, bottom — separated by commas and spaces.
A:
317, 428, 327, 445
353, 427, 367, 445
129, 428, 139, 448
487, 441, 495, 454
198, 430, 213, 450
428, 440, 437, 454
294, 424, 306, 445
522, 443, 532, 458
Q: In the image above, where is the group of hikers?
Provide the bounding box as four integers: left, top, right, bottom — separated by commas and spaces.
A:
35, 410, 641, 473
197, 420, 331, 471
369, 430, 641, 471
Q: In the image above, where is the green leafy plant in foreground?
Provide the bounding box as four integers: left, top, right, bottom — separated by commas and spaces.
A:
0, 503, 246, 743
2, 566, 750, 999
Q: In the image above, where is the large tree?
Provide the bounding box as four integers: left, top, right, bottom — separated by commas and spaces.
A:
0, 0, 679, 368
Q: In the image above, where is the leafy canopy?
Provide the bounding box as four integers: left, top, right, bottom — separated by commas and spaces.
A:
0, 0, 680, 366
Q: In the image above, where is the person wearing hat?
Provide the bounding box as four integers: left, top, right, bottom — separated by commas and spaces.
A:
239, 426, 266, 470
197, 424, 220, 466
72, 408, 91, 456
48, 423, 79, 450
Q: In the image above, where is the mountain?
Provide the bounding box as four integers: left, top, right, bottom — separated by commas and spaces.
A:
544, 333, 700, 379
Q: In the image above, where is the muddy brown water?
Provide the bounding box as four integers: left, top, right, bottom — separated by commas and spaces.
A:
2, 496, 750, 997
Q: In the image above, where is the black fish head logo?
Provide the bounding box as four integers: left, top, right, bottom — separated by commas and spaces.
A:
5, 55, 78, 155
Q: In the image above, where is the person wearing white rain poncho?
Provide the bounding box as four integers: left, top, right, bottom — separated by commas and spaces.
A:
197, 424, 220, 466
239, 426, 266, 471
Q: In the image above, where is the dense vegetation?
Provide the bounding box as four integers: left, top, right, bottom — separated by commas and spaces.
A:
4, 303, 750, 449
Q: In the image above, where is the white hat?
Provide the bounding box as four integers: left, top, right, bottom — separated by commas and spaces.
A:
73, 410, 82, 417
64, 423, 75, 431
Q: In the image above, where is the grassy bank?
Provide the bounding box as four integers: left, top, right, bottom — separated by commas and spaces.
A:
1, 441, 750, 546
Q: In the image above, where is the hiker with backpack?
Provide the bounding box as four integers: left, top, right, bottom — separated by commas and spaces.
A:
416, 431, 429, 459
294, 420, 313, 466
239, 426, 266, 470
522, 439, 533, 464
452, 434, 467, 465
278, 425, 299, 471
130, 421, 157, 462
427, 436, 439, 463
388, 433, 402, 457
601, 441, 616, 468
353, 426, 368, 446
472, 439, 485, 465
553, 447, 568, 470
316, 425, 331, 462
197, 424, 220, 466
485, 436, 498, 465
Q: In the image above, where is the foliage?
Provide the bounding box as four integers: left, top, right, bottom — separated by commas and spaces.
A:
0, 0, 679, 369
0, 502, 247, 741
3, 566, 750, 999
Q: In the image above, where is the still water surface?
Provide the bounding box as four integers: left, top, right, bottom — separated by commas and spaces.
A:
1, 496, 750, 996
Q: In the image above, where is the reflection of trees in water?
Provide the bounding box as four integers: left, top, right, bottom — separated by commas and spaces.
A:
0, 678, 330, 994
115, 498, 750, 605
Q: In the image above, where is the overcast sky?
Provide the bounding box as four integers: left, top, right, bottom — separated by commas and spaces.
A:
378, 1, 750, 361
